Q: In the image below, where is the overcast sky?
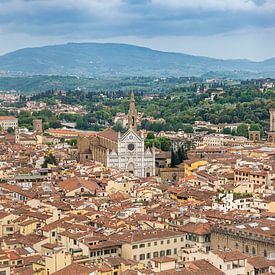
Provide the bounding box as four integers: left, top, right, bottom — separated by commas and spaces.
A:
0, 0, 275, 60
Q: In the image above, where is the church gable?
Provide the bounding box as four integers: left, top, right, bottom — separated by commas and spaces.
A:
120, 129, 142, 143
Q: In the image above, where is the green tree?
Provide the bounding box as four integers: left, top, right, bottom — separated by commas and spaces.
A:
112, 121, 125, 132
7, 127, 14, 134
42, 154, 58, 168
237, 124, 249, 138
146, 132, 155, 139
222, 127, 232, 135
171, 149, 180, 167
249, 123, 264, 137
158, 137, 171, 151
68, 139, 77, 146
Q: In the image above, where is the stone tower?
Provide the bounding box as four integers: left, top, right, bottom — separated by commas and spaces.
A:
270, 109, 275, 132
128, 91, 137, 130
268, 108, 275, 143
33, 119, 43, 134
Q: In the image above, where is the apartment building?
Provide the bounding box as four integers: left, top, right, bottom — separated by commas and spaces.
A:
0, 116, 18, 130
116, 230, 186, 265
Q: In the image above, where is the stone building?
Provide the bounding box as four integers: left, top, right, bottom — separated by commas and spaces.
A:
33, 119, 43, 133
211, 218, 275, 258
268, 108, 275, 143
248, 130, 260, 142
78, 92, 155, 177
0, 116, 18, 130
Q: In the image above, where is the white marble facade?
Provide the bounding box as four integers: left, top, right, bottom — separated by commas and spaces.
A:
107, 128, 155, 177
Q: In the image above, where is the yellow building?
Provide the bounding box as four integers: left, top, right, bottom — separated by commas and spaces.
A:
184, 159, 208, 176
0, 213, 19, 237
33, 247, 72, 275
168, 186, 214, 205
234, 167, 268, 185
263, 195, 275, 213
19, 219, 38, 235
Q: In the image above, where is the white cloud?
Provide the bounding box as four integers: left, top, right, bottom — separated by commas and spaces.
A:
151, 0, 275, 12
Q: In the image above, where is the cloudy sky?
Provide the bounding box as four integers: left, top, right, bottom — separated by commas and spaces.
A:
0, 0, 275, 60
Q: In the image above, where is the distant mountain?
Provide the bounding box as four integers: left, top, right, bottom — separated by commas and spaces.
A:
0, 42, 274, 78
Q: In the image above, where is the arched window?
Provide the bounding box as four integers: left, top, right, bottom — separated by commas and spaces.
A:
245, 245, 249, 253
252, 247, 256, 256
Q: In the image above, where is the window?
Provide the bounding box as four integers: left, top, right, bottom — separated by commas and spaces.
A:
174, 238, 177, 243
155, 262, 158, 268
167, 240, 170, 244
154, 242, 157, 246
219, 265, 222, 270
252, 247, 256, 256
147, 253, 150, 259
161, 241, 164, 245
73, 239, 77, 245
160, 250, 165, 257
147, 243, 151, 247
245, 245, 249, 253
52, 232, 56, 237
227, 264, 231, 270
132, 245, 138, 249
153, 252, 158, 258
139, 244, 145, 248
133, 255, 137, 261
174, 248, 177, 255
139, 254, 145, 260
264, 250, 267, 257
166, 249, 171, 256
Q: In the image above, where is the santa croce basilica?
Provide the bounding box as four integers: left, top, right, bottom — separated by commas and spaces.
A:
78, 92, 155, 177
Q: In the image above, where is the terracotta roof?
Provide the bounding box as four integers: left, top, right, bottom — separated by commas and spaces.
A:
52, 263, 96, 275
98, 128, 118, 142
58, 176, 100, 193
212, 250, 247, 262
0, 116, 17, 120
109, 191, 130, 202
179, 222, 211, 235
151, 256, 176, 263
158, 260, 224, 275
247, 256, 272, 269
48, 128, 97, 136
185, 259, 225, 275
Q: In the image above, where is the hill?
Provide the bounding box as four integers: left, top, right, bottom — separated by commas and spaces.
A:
0, 42, 274, 78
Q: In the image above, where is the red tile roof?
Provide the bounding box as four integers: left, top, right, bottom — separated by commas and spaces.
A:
58, 176, 100, 193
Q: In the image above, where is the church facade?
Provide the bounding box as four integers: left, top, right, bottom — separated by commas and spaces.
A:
78, 92, 155, 177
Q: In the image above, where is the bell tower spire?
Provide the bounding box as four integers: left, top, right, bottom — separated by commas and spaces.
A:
128, 91, 137, 130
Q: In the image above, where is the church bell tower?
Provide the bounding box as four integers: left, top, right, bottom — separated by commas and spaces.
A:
128, 91, 137, 131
